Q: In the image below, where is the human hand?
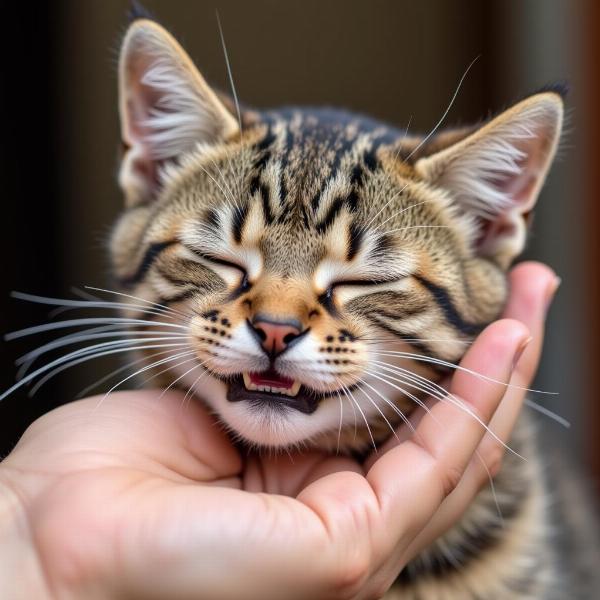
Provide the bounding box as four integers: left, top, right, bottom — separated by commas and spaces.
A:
0, 262, 557, 600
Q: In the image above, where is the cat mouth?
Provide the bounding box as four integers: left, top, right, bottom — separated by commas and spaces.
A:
226, 369, 319, 414
242, 370, 302, 397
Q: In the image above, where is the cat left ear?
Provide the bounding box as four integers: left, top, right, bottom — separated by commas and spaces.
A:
415, 92, 564, 268
118, 19, 240, 206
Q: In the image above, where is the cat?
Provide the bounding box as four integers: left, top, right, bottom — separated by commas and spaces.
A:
99, 13, 596, 599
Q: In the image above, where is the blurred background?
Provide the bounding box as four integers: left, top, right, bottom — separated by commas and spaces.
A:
0, 1, 598, 494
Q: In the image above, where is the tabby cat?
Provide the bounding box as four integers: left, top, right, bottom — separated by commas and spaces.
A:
105, 14, 596, 599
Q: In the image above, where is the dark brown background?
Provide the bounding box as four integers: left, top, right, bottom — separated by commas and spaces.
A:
0, 1, 597, 491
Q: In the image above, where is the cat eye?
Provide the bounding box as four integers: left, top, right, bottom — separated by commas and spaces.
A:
187, 247, 246, 275
329, 277, 403, 290
186, 247, 250, 290
319, 278, 399, 313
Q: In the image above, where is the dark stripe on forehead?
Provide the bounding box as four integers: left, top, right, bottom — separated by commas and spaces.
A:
205, 208, 220, 228
312, 145, 377, 221
316, 196, 346, 233
414, 275, 486, 336
231, 204, 249, 244
363, 147, 378, 171
254, 126, 276, 170
120, 240, 177, 287
250, 177, 274, 225
347, 222, 363, 261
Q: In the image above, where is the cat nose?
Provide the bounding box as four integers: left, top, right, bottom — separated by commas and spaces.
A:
249, 315, 302, 356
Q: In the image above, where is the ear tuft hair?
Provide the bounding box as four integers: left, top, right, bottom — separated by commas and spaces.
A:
128, 1, 155, 25
532, 80, 570, 100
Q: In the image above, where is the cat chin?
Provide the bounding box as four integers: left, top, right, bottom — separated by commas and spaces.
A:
175, 367, 366, 448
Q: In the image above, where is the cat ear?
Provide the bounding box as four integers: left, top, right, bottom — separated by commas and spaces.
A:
118, 19, 239, 205
415, 91, 564, 268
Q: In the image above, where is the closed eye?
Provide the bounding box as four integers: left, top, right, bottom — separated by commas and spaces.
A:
184, 247, 247, 275
331, 278, 402, 288
318, 277, 406, 313
182, 246, 251, 296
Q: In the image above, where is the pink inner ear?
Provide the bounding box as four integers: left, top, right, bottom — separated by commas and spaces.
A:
474, 135, 550, 252
499, 133, 550, 211
122, 57, 165, 196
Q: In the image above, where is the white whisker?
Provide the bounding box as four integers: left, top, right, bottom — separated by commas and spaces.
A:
373, 349, 556, 395
83, 286, 192, 319
5, 317, 187, 341
405, 55, 480, 161
75, 346, 187, 399
0, 342, 189, 402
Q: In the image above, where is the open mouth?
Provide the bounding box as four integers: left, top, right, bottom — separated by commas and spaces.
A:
242, 369, 301, 397
226, 369, 319, 414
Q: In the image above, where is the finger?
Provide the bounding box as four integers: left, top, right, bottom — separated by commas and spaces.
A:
485, 261, 558, 443
301, 319, 529, 573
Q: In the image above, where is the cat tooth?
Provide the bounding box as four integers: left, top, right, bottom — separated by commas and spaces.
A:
242, 371, 252, 388
288, 380, 301, 397
242, 372, 253, 390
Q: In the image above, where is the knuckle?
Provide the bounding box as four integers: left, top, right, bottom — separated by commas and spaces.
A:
328, 552, 371, 599
482, 443, 505, 481
440, 464, 464, 498
368, 577, 394, 599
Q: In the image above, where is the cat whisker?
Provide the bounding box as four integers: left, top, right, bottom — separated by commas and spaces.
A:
11, 291, 183, 321
5, 317, 188, 341
20, 338, 189, 392
83, 286, 193, 320
16, 342, 190, 400
367, 366, 509, 520
368, 360, 524, 460
404, 55, 480, 162
353, 377, 404, 440
373, 200, 429, 233
93, 348, 198, 411
372, 349, 557, 395
158, 358, 209, 400
75, 346, 190, 399
195, 163, 238, 212
181, 364, 213, 410
385, 225, 452, 234
339, 381, 377, 453
361, 336, 472, 345
139, 354, 204, 388
360, 371, 421, 433
334, 387, 344, 453
16, 329, 187, 371
359, 183, 410, 232
16, 324, 128, 378
523, 398, 570, 428
216, 11, 243, 135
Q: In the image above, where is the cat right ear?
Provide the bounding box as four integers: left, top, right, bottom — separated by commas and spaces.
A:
118, 19, 239, 206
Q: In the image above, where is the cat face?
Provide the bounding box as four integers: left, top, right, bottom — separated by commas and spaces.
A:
111, 19, 563, 450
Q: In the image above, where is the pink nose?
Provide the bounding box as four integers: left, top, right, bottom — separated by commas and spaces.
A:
251, 318, 301, 355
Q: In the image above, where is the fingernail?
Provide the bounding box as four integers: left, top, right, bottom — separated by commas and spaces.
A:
545, 276, 561, 314
512, 336, 532, 369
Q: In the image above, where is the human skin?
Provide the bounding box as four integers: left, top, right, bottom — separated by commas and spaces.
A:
0, 262, 558, 600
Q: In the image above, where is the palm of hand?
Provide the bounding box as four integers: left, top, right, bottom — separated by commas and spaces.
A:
5, 392, 379, 599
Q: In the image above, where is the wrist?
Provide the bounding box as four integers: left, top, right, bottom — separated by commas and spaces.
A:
0, 465, 52, 599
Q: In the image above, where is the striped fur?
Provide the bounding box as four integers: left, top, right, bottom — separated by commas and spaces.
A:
108, 18, 598, 599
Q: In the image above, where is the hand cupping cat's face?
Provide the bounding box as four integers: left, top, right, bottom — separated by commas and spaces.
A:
110, 19, 563, 450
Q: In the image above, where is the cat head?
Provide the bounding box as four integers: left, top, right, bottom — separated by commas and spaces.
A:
111, 19, 563, 450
